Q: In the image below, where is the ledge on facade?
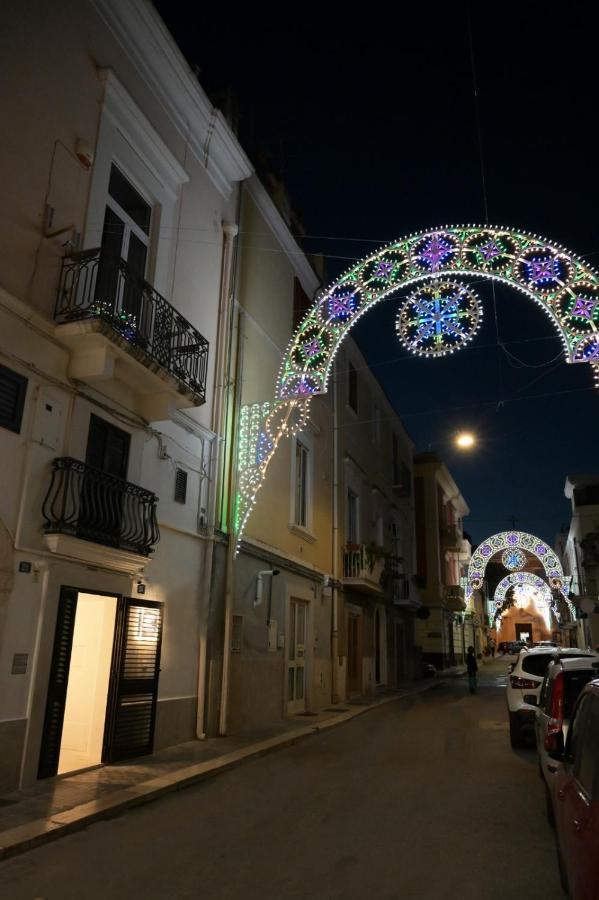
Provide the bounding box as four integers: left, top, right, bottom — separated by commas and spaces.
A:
44, 533, 151, 576
287, 523, 317, 544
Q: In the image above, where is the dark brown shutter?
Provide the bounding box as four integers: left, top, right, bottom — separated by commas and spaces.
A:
103, 598, 163, 762
37, 588, 79, 779
0, 363, 27, 434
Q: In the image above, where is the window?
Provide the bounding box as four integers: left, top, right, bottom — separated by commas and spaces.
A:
348, 361, 358, 413
294, 440, 309, 528
0, 364, 27, 434
347, 488, 359, 544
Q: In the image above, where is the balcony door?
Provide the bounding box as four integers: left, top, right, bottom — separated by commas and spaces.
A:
97, 165, 152, 332
79, 415, 130, 547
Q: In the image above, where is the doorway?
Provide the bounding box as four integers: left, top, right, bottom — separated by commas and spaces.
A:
58, 593, 117, 773
38, 588, 163, 778
347, 613, 362, 694
287, 599, 308, 715
515, 623, 533, 644
395, 622, 405, 683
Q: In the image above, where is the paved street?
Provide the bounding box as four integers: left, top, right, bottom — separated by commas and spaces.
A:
0, 659, 561, 900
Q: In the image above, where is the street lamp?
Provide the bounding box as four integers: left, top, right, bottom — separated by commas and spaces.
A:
454, 431, 476, 450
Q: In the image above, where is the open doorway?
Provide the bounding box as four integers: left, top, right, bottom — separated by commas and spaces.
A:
38, 589, 163, 779
515, 623, 533, 645
58, 593, 117, 774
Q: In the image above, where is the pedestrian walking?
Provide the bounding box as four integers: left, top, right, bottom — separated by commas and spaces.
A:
466, 645, 478, 694
488, 637, 496, 658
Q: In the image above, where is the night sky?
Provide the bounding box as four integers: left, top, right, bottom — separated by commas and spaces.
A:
154, 1, 599, 547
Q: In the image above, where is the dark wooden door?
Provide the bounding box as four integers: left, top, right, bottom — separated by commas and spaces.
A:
79, 415, 131, 546
347, 614, 361, 694
103, 598, 163, 763
85, 415, 130, 478
38, 588, 79, 779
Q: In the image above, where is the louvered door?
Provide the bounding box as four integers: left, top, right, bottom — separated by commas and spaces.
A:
103, 598, 163, 762
38, 588, 78, 778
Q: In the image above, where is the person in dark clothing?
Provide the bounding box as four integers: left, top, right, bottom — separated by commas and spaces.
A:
466, 646, 478, 694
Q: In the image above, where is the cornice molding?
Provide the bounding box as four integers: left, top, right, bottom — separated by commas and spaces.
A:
245, 176, 320, 298
92, 0, 253, 198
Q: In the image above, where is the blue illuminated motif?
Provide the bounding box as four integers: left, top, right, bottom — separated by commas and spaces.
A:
396, 281, 482, 357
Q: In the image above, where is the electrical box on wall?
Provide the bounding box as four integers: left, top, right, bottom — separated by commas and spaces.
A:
32, 389, 64, 450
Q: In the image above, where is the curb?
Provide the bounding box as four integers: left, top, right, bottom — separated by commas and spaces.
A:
0, 681, 440, 862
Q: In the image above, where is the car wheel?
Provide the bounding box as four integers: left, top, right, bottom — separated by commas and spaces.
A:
545, 784, 555, 828
555, 830, 569, 895
509, 712, 525, 748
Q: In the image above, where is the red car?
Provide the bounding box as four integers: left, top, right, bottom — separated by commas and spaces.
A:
548, 679, 599, 898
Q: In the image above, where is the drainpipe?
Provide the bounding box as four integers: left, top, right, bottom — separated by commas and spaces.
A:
331, 356, 340, 703
196, 210, 240, 740
218, 305, 245, 736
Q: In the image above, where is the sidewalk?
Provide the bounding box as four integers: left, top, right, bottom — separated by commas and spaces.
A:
0, 678, 446, 861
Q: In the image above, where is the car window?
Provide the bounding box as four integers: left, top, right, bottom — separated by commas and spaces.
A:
564, 671, 597, 718
574, 696, 599, 799
521, 654, 553, 677
569, 695, 590, 764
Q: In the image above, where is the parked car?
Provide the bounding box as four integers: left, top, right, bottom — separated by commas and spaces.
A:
534, 656, 599, 813
547, 679, 599, 899
506, 646, 597, 748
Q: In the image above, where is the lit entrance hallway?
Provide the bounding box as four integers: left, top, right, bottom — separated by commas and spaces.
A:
0, 659, 561, 900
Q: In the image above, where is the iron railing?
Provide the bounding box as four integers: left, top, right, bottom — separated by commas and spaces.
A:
42, 457, 160, 557
55, 248, 209, 402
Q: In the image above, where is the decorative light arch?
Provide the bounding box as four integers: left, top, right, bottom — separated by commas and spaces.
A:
493, 572, 555, 619
236, 225, 599, 541
467, 530, 569, 598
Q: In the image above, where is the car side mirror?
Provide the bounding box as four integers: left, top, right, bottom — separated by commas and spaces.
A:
523, 694, 538, 706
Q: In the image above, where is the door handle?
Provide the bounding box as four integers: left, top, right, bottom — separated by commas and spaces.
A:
558, 789, 566, 801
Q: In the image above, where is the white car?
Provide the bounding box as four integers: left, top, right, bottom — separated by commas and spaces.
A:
506, 646, 597, 748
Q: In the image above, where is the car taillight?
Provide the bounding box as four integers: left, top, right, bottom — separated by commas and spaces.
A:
545, 672, 565, 743
510, 675, 538, 689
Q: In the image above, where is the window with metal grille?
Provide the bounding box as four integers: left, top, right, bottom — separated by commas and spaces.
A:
174, 468, 188, 503
0, 364, 27, 434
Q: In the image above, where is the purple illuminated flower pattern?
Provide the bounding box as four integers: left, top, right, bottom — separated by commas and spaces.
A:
572, 297, 596, 319
480, 544, 492, 557
506, 532, 519, 545
328, 291, 356, 320
480, 240, 500, 261
525, 257, 561, 285
303, 338, 321, 358
418, 235, 453, 272
374, 260, 394, 279
535, 543, 547, 555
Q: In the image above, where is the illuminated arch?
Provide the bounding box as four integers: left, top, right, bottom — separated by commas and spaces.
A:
467, 530, 568, 598
494, 572, 553, 610
236, 225, 599, 540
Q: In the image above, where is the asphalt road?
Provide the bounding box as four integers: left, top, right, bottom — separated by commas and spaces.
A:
0, 659, 562, 900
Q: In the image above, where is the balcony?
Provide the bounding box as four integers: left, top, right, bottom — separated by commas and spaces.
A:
445, 584, 466, 612
391, 574, 422, 609
54, 249, 209, 420
440, 523, 462, 552
342, 544, 384, 595
42, 457, 159, 574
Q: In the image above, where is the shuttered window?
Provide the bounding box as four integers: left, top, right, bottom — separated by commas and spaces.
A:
0, 363, 27, 434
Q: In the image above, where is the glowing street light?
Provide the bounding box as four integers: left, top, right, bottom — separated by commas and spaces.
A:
455, 431, 476, 450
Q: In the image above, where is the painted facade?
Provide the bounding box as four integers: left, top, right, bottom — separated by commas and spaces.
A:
413, 453, 471, 670
0, 0, 251, 791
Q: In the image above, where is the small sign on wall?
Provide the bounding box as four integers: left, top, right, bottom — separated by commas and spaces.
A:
18, 561, 31, 573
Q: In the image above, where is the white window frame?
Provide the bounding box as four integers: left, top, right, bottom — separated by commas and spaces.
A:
85, 70, 189, 299
289, 431, 314, 538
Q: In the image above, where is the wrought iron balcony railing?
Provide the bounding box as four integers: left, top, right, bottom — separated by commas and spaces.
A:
55, 248, 209, 402
42, 457, 160, 557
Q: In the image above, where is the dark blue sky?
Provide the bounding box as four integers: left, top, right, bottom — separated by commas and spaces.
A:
155, 1, 599, 546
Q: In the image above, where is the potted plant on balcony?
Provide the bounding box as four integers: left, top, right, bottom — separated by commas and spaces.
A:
365, 542, 385, 573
